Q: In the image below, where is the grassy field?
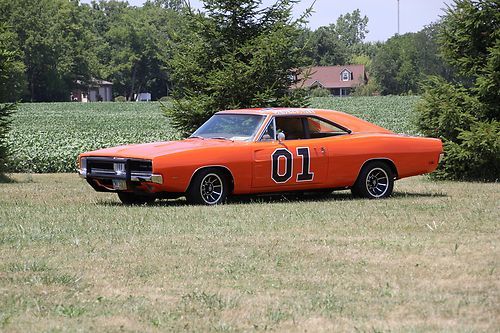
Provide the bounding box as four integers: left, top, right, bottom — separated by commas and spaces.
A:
1, 174, 498, 332
7, 96, 419, 173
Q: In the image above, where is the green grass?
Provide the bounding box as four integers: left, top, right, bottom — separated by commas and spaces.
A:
7, 96, 420, 173
0, 174, 498, 332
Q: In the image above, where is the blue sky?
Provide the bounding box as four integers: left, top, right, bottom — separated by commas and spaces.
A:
82, 0, 453, 42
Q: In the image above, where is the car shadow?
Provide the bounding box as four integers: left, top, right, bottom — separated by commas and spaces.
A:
391, 191, 447, 198
96, 190, 447, 207
0, 174, 18, 183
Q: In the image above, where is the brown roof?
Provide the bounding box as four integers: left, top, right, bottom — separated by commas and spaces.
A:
294, 65, 367, 89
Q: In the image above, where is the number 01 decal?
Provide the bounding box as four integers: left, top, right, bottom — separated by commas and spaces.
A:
271, 147, 314, 183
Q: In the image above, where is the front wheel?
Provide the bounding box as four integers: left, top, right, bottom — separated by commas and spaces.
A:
186, 169, 228, 205
351, 161, 394, 199
117, 192, 156, 205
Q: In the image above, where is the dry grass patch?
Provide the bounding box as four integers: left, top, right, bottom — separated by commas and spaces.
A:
0, 174, 498, 332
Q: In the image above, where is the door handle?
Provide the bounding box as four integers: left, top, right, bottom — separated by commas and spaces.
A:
320, 147, 326, 154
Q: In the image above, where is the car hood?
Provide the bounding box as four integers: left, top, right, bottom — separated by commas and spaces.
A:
80, 138, 243, 159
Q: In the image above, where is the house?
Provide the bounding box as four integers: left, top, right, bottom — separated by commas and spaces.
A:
71, 79, 113, 102
293, 65, 368, 96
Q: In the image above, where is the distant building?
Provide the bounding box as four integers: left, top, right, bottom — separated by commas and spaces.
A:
71, 79, 113, 102
134, 92, 151, 102
293, 65, 368, 96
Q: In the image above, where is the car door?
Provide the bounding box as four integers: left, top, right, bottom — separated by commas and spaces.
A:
252, 116, 329, 189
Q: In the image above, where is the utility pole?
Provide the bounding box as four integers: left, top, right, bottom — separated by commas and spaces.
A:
397, 0, 400, 35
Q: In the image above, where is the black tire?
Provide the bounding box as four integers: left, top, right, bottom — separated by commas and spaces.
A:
117, 192, 156, 205
186, 168, 229, 205
351, 161, 394, 199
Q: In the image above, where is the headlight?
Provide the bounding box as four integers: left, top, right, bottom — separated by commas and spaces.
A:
79, 157, 87, 177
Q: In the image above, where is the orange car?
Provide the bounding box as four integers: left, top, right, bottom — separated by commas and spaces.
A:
78, 108, 443, 205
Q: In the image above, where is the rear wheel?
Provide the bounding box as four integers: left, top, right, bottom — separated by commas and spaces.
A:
117, 192, 156, 205
186, 169, 228, 205
351, 161, 394, 199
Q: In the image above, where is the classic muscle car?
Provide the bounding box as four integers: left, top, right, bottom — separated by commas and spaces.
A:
78, 108, 443, 205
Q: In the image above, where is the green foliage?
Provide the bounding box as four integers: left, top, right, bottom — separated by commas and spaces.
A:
351, 79, 379, 97
417, 0, 500, 181
7, 97, 416, 173
335, 9, 369, 50
299, 9, 369, 66
300, 26, 349, 66
372, 24, 452, 95
313, 96, 420, 135
0, 24, 26, 102
88, 1, 180, 100
0, 0, 98, 101
417, 77, 480, 141
439, 0, 499, 78
114, 96, 127, 102
6, 103, 177, 173
441, 122, 499, 181
308, 88, 331, 97
0, 103, 15, 174
165, 0, 310, 136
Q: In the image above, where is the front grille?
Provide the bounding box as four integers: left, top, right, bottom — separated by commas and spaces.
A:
90, 160, 114, 171
129, 160, 152, 173
86, 157, 152, 180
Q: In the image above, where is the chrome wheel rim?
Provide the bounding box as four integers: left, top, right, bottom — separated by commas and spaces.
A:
365, 167, 389, 198
200, 173, 223, 204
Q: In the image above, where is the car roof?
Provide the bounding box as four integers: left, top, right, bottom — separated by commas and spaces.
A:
216, 108, 392, 133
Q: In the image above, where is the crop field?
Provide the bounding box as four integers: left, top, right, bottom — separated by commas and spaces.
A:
6, 96, 420, 173
7, 102, 177, 173
0, 174, 498, 332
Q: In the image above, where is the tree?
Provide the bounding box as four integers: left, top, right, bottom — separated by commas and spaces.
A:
0, 0, 97, 101
417, 0, 499, 181
0, 23, 25, 102
301, 26, 349, 66
86, 0, 178, 100
372, 24, 453, 95
335, 9, 368, 50
165, 0, 310, 136
300, 9, 369, 66
0, 103, 14, 177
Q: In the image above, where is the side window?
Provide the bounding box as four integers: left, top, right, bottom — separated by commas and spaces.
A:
275, 117, 307, 140
306, 117, 348, 138
260, 119, 276, 141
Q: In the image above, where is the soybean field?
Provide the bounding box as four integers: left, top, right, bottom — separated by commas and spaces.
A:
7, 96, 420, 173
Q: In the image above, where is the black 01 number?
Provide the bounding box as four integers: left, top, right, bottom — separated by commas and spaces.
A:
271, 147, 314, 183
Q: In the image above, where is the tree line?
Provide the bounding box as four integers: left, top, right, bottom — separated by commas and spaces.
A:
0, 0, 452, 103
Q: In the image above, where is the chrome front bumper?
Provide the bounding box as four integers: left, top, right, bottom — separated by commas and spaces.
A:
78, 168, 163, 184
78, 157, 163, 185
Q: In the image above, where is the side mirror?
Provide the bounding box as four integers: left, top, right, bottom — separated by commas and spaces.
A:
277, 132, 285, 143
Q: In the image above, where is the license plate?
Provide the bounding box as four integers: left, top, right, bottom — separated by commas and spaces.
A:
112, 179, 127, 190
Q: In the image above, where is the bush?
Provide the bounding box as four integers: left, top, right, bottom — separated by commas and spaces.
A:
440, 122, 499, 181
159, 96, 170, 102
417, 0, 499, 181
114, 96, 127, 102
308, 88, 331, 97
417, 77, 499, 181
0, 103, 15, 174
351, 80, 379, 96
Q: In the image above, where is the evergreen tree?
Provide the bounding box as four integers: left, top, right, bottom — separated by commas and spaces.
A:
164, 0, 310, 136
417, 0, 499, 181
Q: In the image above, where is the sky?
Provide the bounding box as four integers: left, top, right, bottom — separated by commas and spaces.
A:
82, 0, 453, 42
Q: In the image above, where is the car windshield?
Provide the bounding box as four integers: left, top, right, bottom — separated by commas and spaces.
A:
191, 114, 265, 141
